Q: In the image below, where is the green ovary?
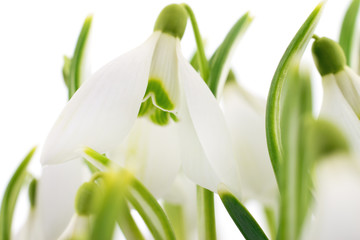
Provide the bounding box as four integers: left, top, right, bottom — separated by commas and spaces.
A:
138, 79, 179, 126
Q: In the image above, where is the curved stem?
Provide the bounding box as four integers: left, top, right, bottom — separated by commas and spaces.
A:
182, 4, 209, 82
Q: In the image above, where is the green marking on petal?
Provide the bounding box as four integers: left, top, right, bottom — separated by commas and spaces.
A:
145, 79, 174, 111
170, 113, 179, 122
138, 79, 178, 126
150, 108, 169, 126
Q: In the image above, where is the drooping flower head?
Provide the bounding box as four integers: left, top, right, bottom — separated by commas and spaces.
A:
41, 4, 240, 199
312, 36, 360, 159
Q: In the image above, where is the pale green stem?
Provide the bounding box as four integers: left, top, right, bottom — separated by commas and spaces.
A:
197, 186, 216, 240
164, 202, 186, 240
182, 4, 209, 82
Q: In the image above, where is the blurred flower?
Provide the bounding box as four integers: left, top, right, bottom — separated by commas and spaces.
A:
41, 4, 240, 199
301, 154, 360, 240
221, 81, 278, 206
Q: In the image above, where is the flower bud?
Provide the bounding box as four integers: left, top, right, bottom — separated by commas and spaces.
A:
154, 4, 188, 39
75, 182, 100, 216
312, 36, 346, 76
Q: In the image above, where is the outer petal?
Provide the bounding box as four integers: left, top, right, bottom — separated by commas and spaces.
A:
37, 159, 85, 239
301, 155, 360, 240
41, 32, 160, 165
176, 43, 241, 197
320, 71, 360, 158
221, 82, 277, 206
108, 118, 181, 198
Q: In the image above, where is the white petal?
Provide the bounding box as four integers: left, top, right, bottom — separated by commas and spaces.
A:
176, 43, 241, 197
302, 155, 360, 240
177, 97, 221, 192
108, 118, 181, 198
37, 159, 85, 239
41, 32, 160, 165
335, 67, 360, 117
221, 82, 278, 205
320, 72, 360, 158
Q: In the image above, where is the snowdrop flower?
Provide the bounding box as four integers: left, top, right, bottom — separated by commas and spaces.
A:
301, 154, 360, 240
312, 36, 360, 158
221, 81, 277, 206
41, 4, 240, 198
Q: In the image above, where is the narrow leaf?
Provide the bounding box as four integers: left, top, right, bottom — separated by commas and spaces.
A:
62, 55, 72, 88
68, 14, 93, 99
82, 148, 175, 240
277, 65, 313, 240
117, 199, 145, 240
339, 0, 360, 67
0, 147, 36, 240
265, 2, 324, 187
126, 172, 175, 240
219, 188, 268, 240
208, 12, 252, 97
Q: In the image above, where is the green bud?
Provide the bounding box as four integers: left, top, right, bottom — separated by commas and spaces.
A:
28, 178, 37, 208
75, 182, 100, 216
154, 4, 188, 39
312, 36, 346, 76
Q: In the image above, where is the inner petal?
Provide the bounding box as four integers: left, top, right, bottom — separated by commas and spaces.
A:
138, 33, 182, 126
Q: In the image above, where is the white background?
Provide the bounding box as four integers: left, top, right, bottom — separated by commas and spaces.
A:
0, 0, 353, 238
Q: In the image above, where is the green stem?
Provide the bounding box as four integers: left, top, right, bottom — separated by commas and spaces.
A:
164, 202, 186, 240
197, 186, 216, 240
182, 4, 209, 82
117, 199, 145, 240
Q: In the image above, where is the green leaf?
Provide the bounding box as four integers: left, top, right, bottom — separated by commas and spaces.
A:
125, 171, 175, 240
265, 2, 324, 187
117, 198, 145, 240
68, 14, 93, 99
277, 65, 313, 240
82, 148, 175, 240
62, 55, 72, 88
0, 147, 36, 240
339, 0, 360, 68
208, 12, 252, 97
218, 188, 268, 240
